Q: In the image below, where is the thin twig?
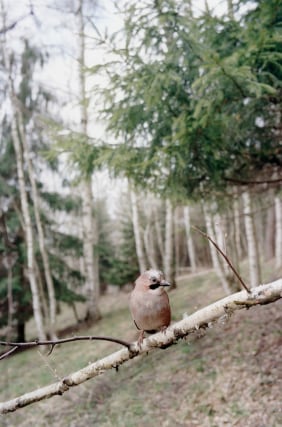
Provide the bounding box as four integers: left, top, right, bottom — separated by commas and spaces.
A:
192, 226, 251, 293
0, 336, 132, 361
0, 346, 18, 361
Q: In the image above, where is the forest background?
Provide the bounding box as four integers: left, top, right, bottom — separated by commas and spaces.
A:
0, 0, 281, 424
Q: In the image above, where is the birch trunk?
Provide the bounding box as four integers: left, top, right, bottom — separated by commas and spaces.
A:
0, 20, 46, 339
233, 191, 242, 261
9, 103, 46, 340
17, 111, 57, 339
203, 203, 231, 294
174, 207, 180, 276
153, 201, 165, 260
77, 0, 100, 321
213, 211, 230, 276
144, 224, 158, 270
130, 190, 147, 273
242, 191, 261, 288
265, 199, 275, 261
81, 179, 100, 320
164, 199, 176, 287
275, 196, 282, 269
183, 206, 196, 273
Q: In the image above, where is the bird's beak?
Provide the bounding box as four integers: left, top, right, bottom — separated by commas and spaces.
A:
161, 280, 170, 287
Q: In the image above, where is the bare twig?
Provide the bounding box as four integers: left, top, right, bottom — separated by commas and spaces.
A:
225, 177, 282, 185
0, 279, 281, 414
192, 226, 251, 293
0, 336, 132, 361
0, 346, 18, 361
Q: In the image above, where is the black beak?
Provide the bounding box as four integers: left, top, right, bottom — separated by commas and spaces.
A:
161, 280, 170, 287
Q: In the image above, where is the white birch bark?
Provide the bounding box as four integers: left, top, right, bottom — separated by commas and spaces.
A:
143, 224, 158, 270
233, 191, 242, 261
77, 0, 100, 321
17, 111, 57, 339
183, 206, 196, 273
9, 104, 46, 340
275, 196, 282, 268
242, 191, 261, 288
174, 207, 181, 276
1, 278, 281, 414
153, 201, 165, 260
203, 203, 231, 294
130, 190, 147, 273
0, 14, 46, 340
265, 199, 275, 261
214, 211, 230, 277
164, 199, 175, 286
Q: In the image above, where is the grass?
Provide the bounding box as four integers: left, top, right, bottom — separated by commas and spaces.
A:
0, 263, 281, 427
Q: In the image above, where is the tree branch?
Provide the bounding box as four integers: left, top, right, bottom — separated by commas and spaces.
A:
0, 336, 132, 361
192, 226, 251, 293
225, 177, 282, 185
1, 279, 281, 414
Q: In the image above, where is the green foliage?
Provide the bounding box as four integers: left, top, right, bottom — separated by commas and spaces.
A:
90, 0, 282, 201
0, 38, 88, 337
40, 191, 81, 214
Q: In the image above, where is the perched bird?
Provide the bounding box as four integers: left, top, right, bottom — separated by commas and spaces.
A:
129, 269, 171, 346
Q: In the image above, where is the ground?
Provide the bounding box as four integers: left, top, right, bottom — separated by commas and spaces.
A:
0, 265, 281, 427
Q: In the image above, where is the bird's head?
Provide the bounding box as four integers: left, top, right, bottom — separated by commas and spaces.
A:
135, 269, 170, 294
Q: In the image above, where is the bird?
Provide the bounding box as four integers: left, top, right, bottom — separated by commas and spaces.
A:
129, 269, 171, 346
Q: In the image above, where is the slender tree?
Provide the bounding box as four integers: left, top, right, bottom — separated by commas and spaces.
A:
242, 191, 261, 287
184, 206, 197, 273
275, 195, 282, 269
77, 0, 100, 321
130, 189, 147, 273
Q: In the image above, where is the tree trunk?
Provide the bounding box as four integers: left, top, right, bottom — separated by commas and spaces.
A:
242, 191, 261, 288
203, 202, 231, 294
227, 0, 234, 19
153, 201, 165, 260
275, 196, 282, 269
77, 0, 100, 322
264, 200, 275, 261
144, 224, 158, 270
233, 190, 242, 261
183, 206, 196, 273
81, 179, 101, 321
130, 189, 147, 273
9, 110, 46, 340
174, 207, 180, 276
164, 199, 176, 287
1, 50, 46, 340
17, 109, 57, 339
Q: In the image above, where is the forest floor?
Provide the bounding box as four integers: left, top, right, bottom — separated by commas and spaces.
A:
0, 263, 281, 427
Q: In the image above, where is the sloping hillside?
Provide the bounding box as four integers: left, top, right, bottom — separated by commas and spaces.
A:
1, 267, 281, 427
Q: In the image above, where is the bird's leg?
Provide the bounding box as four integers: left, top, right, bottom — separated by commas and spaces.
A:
137, 330, 145, 347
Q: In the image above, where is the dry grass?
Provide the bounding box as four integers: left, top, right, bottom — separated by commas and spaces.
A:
0, 264, 281, 427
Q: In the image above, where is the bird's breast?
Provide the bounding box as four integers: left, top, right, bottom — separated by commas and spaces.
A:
129, 290, 171, 331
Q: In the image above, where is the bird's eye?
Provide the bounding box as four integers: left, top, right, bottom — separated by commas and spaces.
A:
149, 279, 160, 290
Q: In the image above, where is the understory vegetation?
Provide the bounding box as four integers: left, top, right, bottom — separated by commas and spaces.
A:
1, 264, 281, 427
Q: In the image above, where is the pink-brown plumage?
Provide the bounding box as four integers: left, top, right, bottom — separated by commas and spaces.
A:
129, 269, 171, 345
